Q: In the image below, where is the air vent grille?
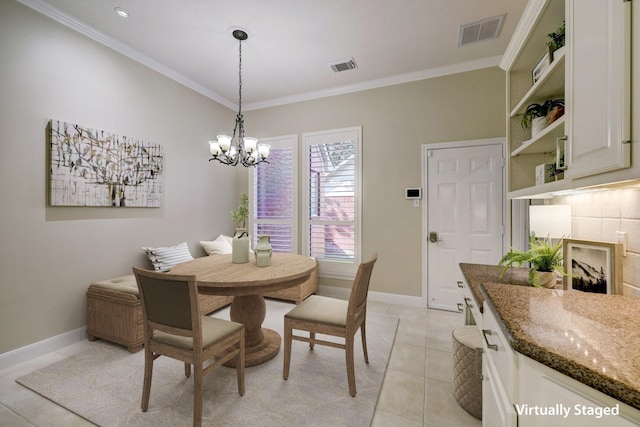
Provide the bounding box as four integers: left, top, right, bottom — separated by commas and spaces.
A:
329, 57, 357, 73
458, 14, 505, 47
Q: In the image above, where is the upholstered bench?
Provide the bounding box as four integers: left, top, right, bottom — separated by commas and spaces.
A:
86, 275, 232, 352
264, 260, 318, 303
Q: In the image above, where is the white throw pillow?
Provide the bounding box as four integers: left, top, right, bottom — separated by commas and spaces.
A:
142, 242, 193, 272
200, 234, 233, 256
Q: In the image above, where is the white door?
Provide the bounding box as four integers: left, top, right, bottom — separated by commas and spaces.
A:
425, 142, 504, 311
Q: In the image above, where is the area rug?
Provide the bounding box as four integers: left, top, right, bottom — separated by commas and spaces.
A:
16, 309, 398, 427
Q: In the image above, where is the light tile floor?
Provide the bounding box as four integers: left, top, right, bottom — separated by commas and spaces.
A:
0, 300, 481, 426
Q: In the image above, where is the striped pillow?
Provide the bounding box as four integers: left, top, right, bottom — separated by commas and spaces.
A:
142, 242, 193, 272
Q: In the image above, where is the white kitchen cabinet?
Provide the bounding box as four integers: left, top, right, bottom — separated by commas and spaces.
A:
481, 300, 640, 427
517, 355, 640, 426
501, 0, 632, 198
457, 279, 481, 326
565, 0, 631, 179
482, 301, 518, 427
483, 357, 518, 427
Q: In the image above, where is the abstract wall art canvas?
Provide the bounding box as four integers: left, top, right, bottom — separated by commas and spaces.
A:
49, 120, 163, 207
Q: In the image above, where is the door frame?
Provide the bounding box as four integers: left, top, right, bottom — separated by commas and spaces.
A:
420, 137, 509, 307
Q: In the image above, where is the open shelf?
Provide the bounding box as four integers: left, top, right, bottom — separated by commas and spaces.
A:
510, 51, 565, 118
511, 117, 565, 157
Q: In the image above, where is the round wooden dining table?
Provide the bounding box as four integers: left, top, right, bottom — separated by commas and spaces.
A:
171, 253, 317, 367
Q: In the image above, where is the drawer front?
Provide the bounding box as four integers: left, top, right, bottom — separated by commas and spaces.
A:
457, 280, 481, 325
482, 301, 515, 396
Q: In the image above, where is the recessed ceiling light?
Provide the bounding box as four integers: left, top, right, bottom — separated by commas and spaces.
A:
114, 7, 129, 18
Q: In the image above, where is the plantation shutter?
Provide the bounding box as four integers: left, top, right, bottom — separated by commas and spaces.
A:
303, 127, 361, 278
308, 141, 355, 261
251, 136, 297, 253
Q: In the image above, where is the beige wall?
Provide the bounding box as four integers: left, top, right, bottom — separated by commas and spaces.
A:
0, 1, 240, 354
0, 1, 505, 357
244, 68, 506, 297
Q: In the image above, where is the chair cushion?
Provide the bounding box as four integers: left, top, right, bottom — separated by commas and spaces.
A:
285, 295, 348, 327
151, 317, 243, 350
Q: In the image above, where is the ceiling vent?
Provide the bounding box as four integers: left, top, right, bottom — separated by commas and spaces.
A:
329, 57, 357, 73
458, 14, 505, 47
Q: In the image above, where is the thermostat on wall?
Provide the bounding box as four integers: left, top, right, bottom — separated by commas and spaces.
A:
405, 188, 422, 199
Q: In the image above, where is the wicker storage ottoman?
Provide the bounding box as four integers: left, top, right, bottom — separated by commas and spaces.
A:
451, 325, 483, 420
87, 275, 143, 353
87, 274, 233, 352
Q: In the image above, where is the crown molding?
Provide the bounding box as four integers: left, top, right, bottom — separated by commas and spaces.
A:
16, 0, 236, 110
244, 55, 503, 111
499, 0, 547, 71
20, 0, 503, 112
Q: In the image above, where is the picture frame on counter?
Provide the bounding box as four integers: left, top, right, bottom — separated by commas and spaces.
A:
532, 51, 550, 84
563, 239, 623, 295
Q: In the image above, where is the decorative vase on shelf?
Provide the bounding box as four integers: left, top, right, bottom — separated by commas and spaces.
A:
550, 45, 565, 62
232, 228, 250, 264
255, 235, 273, 267
531, 116, 548, 137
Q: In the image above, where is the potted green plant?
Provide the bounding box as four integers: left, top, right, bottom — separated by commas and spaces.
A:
231, 193, 250, 263
498, 235, 565, 288
521, 99, 565, 136
547, 21, 565, 62
231, 192, 249, 230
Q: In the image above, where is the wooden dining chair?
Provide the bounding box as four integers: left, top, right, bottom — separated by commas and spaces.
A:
132, 267, 245, 427
283, 253, 378, 397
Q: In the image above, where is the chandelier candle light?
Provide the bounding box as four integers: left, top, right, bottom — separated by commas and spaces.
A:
209, 29, 270, 167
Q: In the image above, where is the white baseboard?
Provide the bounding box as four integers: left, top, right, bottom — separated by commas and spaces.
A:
0, 288, 423, 371
0, 327, 86, 371
318, 285, 425, 307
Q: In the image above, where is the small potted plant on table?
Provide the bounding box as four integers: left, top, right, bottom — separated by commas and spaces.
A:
499, 235, 565, 288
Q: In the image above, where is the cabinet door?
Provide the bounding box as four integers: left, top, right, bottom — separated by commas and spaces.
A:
483, 355, 518, 427
565, 0, 631, 179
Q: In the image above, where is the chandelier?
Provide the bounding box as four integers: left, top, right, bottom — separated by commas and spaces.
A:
209, 29, 270, 167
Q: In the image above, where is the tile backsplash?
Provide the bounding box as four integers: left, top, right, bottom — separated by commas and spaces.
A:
554, 188, 640, 297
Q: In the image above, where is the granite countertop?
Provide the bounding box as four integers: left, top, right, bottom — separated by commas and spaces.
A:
459, 263, 640, 411
459, 263, 532, 312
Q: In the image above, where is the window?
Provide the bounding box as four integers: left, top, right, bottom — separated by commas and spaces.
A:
303, 127, 362, 279
249, 135, 298, 253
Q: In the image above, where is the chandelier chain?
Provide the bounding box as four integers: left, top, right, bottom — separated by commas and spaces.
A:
238, 36, 242, 116
208, 28, 269, 167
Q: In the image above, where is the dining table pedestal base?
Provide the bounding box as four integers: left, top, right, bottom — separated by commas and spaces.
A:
224, 294, 282, 367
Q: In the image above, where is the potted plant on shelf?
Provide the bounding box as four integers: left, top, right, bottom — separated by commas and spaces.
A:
231, 193, 250, 263
498, 234, 565, 288
547, 21, 565, 62
521, 99, 565, 137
